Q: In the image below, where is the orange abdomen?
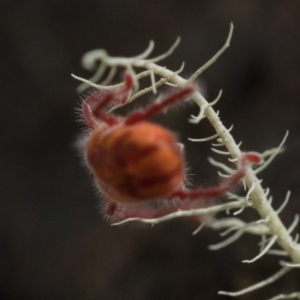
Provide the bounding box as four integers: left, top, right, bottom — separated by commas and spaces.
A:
87, 122, 184, 203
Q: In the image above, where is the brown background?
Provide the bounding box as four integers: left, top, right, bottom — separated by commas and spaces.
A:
1, 1, 300, 299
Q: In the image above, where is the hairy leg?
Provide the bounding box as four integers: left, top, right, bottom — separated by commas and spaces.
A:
82, 73, 134, 128
124, 85, 195, 125
167, 152, 261, 201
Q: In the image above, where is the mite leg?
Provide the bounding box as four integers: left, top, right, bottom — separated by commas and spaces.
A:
167, 152, 261, 201
124, 85, 196, 125
82, 73, 134, 129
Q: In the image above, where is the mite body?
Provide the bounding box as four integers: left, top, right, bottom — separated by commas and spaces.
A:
78, 73, 260, 220
87, 122, 184, 204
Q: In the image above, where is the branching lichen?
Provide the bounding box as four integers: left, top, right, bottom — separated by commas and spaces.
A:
73, 23, 300, 299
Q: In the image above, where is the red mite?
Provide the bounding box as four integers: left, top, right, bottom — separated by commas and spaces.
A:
79, 73, 260, 220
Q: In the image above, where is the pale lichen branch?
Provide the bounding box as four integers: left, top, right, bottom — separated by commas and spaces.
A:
76, 23, 299, 297
189, 89, 223, 124
208, 157, 235, 174
268, 249, 288, 256
268, 292, 300, 300
208, 218, 270, 251
254, 131, 289, 174
112, 200, 246, 226
276, 191, 291, 214
187, 23, 234, 83
280, 261, 300, 268
218, 267, 291, 297
242, 235, 278, 263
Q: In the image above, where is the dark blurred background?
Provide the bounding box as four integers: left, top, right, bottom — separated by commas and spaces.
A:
1, 1, 300, 299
